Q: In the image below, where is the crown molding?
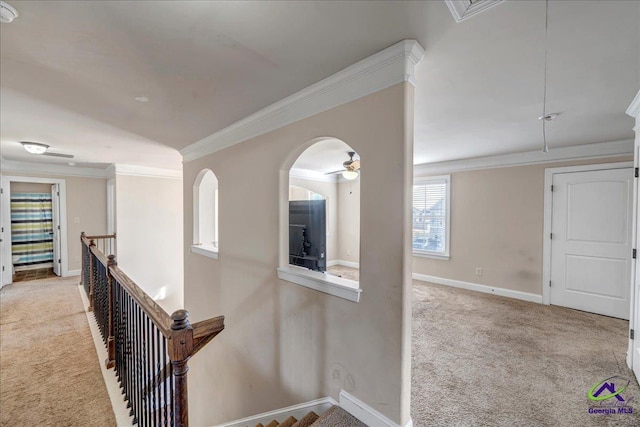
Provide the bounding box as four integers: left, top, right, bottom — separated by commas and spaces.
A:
414, 139, 634, 176
181, 39, 425, 163
445, 0, 505, 23
108, 164, 182, 180
0, 157, 108, 178
626, 90, 640, 119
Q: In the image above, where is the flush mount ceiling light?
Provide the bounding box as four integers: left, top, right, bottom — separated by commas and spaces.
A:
0, 1, 19, 24
135, 96, 149, 103
21, 141, 49, 154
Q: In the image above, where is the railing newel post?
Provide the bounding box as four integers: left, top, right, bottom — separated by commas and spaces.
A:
105, 254, 117, 369
88, 239, 96, 312
169, 309, 193, 427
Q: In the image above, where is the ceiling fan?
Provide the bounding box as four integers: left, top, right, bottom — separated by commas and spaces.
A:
325, 151, 360, 180
21, 141, 74, 159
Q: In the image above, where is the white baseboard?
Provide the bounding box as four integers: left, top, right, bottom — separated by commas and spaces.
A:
412, 273, 542, 304
327, 260, 360, 269
213, 397, 338, 427
65, 269, 81, 277
339, 390, 411, 427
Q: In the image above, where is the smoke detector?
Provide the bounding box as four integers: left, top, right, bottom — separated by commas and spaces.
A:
0, 1, 18, 23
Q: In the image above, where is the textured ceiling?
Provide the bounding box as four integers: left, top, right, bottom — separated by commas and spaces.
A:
0, 0, 638, 171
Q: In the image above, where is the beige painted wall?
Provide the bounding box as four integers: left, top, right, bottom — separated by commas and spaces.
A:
115, 174, 184, 313
337, 179, 360, 264
183, 83, 414, 425
289, 177, 338, 263
10, 182, 51, 193
413, 156, 633, 295
2, 173, 107, 272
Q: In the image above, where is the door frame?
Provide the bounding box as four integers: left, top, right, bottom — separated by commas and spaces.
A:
542, 161, 634, 306
0, 175, 70, 288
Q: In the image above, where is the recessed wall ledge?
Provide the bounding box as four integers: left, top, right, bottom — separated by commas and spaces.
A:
191, 244, 218, 260
277, 266, 361, 303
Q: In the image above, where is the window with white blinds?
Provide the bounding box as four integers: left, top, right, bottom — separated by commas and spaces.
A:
413, 176, 450, 258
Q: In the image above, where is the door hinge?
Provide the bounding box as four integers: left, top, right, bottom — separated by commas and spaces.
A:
551, 185, 554, 192
634, 249, 637, 259
631, 329, 635, 340
58, 259, 61, 264
549, 280, 552, 287
0, 188, 3, 194
550, 233, 553, 240
635, 168, 638, 178
1, 266, 4, 272
57, 225, 60, 230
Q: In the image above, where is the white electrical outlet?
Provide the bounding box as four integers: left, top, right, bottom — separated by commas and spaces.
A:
74, 217, 80, 224
475, 268, 482, 276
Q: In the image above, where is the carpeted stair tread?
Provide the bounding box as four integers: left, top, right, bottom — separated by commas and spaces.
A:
291, 411, 319, 427
278, 415, 298, 427
311, 406, 367, 427
265, 421, 280, 427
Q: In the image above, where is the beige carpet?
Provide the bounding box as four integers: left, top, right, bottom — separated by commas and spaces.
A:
0, 277, 116, 426
412, 280, 640, 427
326, 265, 360, 282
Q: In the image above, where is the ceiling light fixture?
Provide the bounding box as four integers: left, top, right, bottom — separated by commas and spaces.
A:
341, 170, 359, 180
135, 96, 149, 103
0, 1, 18, 24
21, 141, 49, 154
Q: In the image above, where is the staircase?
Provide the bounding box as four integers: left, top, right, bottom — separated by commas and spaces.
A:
254, 406, 367, 427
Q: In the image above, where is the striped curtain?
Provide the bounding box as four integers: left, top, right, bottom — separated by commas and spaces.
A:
11, 193, 54, 268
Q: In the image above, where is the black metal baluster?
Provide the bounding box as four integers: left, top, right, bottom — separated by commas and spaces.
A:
144, 313, 150, 427
152, 324, 157, 427
127, 294, 134, 419
162, 336, 168, 427
169, 359, 174, 426
136, 302, 143, 425
133, 301, 140, 425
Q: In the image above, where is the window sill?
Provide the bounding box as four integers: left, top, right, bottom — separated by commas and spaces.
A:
277, 266, 362, 302
413, 251, 450, 260
191, 244, 219, 260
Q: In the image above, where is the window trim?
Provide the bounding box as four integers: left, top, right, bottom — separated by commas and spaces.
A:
412, 175, 451, 260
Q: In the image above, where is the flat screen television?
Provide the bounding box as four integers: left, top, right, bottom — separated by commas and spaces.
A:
289, 200, 326, 272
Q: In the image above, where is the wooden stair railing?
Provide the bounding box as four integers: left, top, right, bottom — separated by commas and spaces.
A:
80, 232, 225, 427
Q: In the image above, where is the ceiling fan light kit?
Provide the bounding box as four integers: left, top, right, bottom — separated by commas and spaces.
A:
0, 1, 18, 24
21, 141, 49, 154
341, 170, 359, 180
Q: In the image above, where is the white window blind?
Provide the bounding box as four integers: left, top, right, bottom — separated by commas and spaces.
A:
413, 177, 449, 256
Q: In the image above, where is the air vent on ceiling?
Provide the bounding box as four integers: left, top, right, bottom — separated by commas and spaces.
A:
445, 0, 504, 23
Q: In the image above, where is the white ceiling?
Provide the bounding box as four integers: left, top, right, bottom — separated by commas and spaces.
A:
0, 1, 638, 172
292, 139, 357, 175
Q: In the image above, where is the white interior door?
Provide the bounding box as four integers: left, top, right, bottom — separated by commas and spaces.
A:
550, 168, 633, 319
51, 184, 62, 277
633, 155, 640, 381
